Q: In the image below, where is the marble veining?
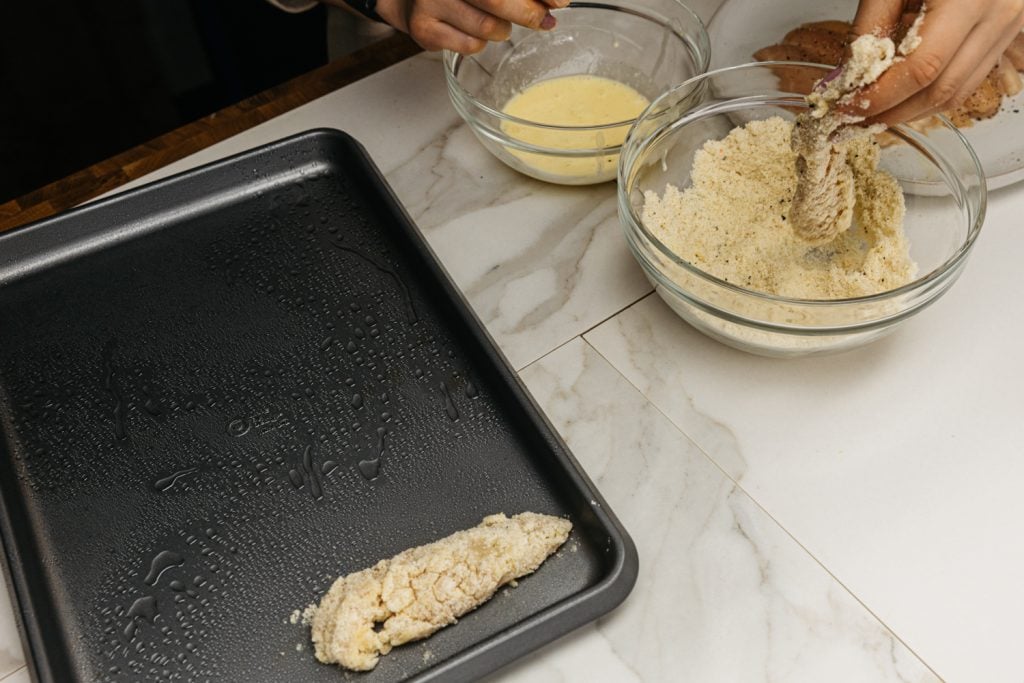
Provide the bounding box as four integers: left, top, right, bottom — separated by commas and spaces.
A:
490, 339, 937, 682
387, 122, 653, 369
385, 122, 541, 232
585, 189, 1024, 682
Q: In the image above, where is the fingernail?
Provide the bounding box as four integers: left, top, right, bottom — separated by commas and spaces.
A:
540, 13, 556, 30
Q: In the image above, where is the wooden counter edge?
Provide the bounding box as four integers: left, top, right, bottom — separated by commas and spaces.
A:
0, 32, 422, 234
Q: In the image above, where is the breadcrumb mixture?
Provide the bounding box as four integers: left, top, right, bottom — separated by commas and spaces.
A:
289, 604, 318, 626
792, 33, 900, 244
642, 117, 916, 299
310, 512, 571, 672
898, 8, 926, 56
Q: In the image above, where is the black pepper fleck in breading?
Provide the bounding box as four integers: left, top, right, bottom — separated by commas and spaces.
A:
640, 117, 915, 300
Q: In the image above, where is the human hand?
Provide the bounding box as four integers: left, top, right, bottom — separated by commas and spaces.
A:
840, 0, 1024, 125
369, 0, 566, 53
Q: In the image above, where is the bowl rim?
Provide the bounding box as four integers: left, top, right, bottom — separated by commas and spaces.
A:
442, 0, 710, 132
618, 60, 988, 308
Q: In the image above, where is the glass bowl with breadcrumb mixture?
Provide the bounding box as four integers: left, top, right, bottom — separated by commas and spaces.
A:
618, 62, 986, 357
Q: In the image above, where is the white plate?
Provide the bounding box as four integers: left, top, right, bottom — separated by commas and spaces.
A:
708, 0, 1024, 190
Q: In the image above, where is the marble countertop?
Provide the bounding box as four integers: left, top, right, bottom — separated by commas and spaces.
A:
3, 4, 1022, 680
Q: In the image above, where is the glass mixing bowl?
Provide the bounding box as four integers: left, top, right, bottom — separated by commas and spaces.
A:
443, 0, 709, 185
618, 62, 986, 357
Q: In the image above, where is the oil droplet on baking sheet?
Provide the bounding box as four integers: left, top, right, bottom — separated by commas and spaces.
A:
140, 384, 162, 417
357, 458, 380, 480
101, 341, 128, 441
289, 444, 325, 499
153, 467, 199, 492
332, 242, 418, 322
439, 381, 459, 421
144, 551, 184, 586
358, 427, 386, 481
123, 595, 158, 640
304, 444, 323, 499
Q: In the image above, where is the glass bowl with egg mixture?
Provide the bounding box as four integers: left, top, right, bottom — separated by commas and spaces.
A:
442, 0, 709, 185
618, 62, 986, 357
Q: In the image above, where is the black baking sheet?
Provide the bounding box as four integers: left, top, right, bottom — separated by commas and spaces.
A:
0, 129, 637, 682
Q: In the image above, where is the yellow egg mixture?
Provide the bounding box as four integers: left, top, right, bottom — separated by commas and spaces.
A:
500, 75, 649, 182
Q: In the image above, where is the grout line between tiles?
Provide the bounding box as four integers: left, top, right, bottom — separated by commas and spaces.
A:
0, 666, 24, 682
512, 288, 656, 373
514, 334, 584, 374
579, 335, 948, 683
578, 289, 655, 339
